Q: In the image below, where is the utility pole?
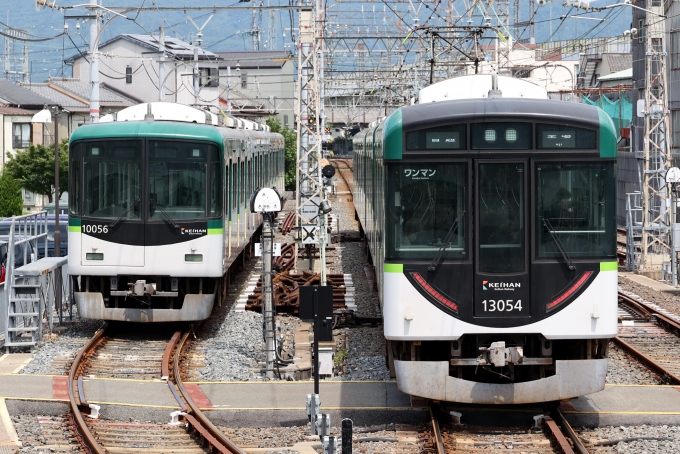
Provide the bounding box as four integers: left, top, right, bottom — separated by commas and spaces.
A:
640, 5, 672, 273
158, 26, 165, 101
88, 0, 100, 123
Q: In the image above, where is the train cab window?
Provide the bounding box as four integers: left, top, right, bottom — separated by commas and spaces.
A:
406, 125, 466, 150
471, 123, 531, 149
536, 163, 616, 258
386, 163, 466, 260
82, 140, 142, 219
478, 163, 525, 273
148, 141, 218, 220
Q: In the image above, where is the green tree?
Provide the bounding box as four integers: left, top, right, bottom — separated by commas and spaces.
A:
0, 170, 23, 217
4, 139, 68, 204
266, 117, 297, 190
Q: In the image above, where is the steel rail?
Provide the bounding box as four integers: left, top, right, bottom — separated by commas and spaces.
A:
551, 408, 589, 454
68, 324, 108, 454
429, 406, 445, 454
616, 291, 680, 384
543, 415, 576, 454
172, 330, 247, 454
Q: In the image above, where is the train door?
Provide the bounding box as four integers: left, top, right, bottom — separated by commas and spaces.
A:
474, 161, 530, 319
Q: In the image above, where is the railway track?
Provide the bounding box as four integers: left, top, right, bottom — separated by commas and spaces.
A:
332, 158, 354, 198
68, 325, 246, 453
425, 406, 588, 453
617, 290, 680, 384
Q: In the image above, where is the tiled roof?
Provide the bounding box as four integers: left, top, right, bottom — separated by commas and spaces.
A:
605, 53, 632, 73
48, 78, 135, 105
0, 79, 52, 107
67, 34, 219, 64
19, 82, 88, 111
0, 107, 38, 115
215, 51, 293, 69
19, 79, 136, 110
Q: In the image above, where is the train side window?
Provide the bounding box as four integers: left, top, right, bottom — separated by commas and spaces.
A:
536, 162, 616, 258
69, 142, 82, 215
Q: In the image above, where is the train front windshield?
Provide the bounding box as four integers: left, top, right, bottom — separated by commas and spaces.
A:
71, 140, 221, 220
386, 163, 467, 260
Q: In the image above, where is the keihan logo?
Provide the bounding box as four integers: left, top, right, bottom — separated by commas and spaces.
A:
180, 228, 206, 235
482, 280, 488, 290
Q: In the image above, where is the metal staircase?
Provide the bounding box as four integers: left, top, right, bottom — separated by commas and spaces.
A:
5, 272, 41, 350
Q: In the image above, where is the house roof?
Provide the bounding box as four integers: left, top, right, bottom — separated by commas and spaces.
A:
598, 68, 632, 82
0, 79, 52, 107
0, 106, 38, 115
19, 82, 88, 112
215, 51, 293, 69
19, 78, 137, 112
604, 53, 632, 73
65, 34, 219, 64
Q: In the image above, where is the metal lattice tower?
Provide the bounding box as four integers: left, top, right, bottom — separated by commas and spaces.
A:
295, 3, 326, 281
640, 4, 672, 271
2, 27, 29, 82
513, 0, 535, 44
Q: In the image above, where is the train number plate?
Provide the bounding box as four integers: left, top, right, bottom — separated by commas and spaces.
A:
475, 299, 529, 317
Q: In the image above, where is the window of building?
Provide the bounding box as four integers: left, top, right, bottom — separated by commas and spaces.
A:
12, 123, 30, 148
673, 31, 680, 69
638, 19, 646, 43
283, 115, 289, 127
672, 110, 680, 148
241, 72, 248, 89
126, 66, 132, 84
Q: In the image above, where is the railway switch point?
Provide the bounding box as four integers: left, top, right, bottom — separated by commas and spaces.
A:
449, 411, 462, 425
322, 435, 338, 454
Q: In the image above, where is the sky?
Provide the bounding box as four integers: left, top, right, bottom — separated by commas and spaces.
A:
2, 0, 632, 83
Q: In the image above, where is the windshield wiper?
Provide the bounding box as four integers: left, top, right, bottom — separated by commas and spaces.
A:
150, 199, 180, 230
428, 214, 461, 272
109, 198, 140, 229
542, 217, 575, 271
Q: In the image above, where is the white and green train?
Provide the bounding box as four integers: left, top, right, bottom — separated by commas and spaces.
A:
68, 102, 284, 322
353, 75, 618, 404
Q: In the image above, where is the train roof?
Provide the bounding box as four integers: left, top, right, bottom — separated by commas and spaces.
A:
70, 120, 226, 144
418, 74, 548, 102
400, 97, 602, 130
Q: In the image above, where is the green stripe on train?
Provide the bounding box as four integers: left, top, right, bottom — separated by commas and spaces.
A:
384, 263, 404, 273
68, 226, 81, 232
384, 108, 403, 160
208, 228, 224, 235
598, 108, 617, 158
600, 261, 617, 271
69, 218, 82, 226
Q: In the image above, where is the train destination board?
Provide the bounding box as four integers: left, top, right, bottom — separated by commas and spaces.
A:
541, 130, 576, 148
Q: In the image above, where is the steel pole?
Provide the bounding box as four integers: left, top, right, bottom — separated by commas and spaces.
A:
263, 214, 275, 378
53, 109, 62, 325
88, 1, 100, 123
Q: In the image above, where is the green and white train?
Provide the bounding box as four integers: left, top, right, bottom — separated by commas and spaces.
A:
68, 102, 284, 322
353, 75, 618, 404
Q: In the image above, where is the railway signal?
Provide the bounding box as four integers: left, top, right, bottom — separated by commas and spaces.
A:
250, 187, 283, 379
